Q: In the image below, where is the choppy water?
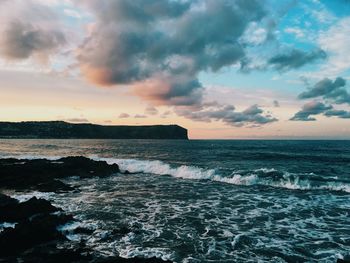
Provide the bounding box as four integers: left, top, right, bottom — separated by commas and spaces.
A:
1, 139, 350, 262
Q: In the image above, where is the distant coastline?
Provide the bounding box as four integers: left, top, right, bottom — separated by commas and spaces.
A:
0, 121, 188, 140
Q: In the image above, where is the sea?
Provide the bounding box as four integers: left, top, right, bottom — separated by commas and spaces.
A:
1, 139, 349, 262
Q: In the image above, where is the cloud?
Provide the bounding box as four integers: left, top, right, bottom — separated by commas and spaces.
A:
0, 21, 66, 61
324, 109, 350, 119
284, 27, 305, 39
268, 48, 326, 71
74, 0, 291, 128
290, 101, 332, 121
273, 100, 280, 107
293, 77, 350, 121
75, 0, 268, 106
298, 77, 350, 105
160, 110, 172, 118
134, 114, 147, 118
176, 103, 277, 127
131, 76, 203, 106
145, 105, 158, 115
1, 0, 333, 130
118, 113, 130, 118
0, 0, 66, 62
64, 8, 82, 19
318, 17, 350, 75
241, 21, 269, 45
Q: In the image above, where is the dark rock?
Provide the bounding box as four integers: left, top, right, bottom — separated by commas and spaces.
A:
36, 179, 74, 192
5, 241, 92, 263
0, 195, 74, 257
58, 156, 120, 178
74, 227, 95, 235
22, 248, 90, 263
0, 193, 18, 207
0, 214, 65, 256
0, 156, 174, 263
0, 196, 59, 222
0, 156, 120, 192
0, 214, 73, 257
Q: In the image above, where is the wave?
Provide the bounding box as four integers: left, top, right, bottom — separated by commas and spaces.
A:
95, 157, 350, 193
1, 154, 349, 193
99, 158, 217, 180
223, 172, 350, 193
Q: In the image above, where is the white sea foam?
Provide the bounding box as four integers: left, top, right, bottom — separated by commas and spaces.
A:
57, 221, 81, 232
97, 157, 217, 180
253, 168, 278, 173
57, 222, 82, 241
95, 157, 350, 193
0, 222, 17, 232
2, 154, 349, 193
231, 233, 245, 249
214, 174, 258, 185
117, 246, 174, 262
11, 191, 54, 202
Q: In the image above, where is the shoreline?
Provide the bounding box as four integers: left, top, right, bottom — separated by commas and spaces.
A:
0, 156, 172, 263
1, 155, 349, 263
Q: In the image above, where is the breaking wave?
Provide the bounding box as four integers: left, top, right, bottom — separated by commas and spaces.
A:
99, 158, 217, 180
1, 153, 349, 193
96, 157, 350, 193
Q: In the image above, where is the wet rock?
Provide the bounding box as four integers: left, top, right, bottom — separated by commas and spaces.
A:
58, 157, 120, 179
0, 159, 173, 263
0, 193, 18, 207
74, 227, 95, 235
0, 215, 66, 256
36, 179, 74, 193
4, 241, 92, 263
0, 195, 74, 257
0, 196, 59, 222
23, 249, 90, 263
0, 156, 120, 192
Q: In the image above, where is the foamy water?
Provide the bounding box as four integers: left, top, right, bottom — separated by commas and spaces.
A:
97, 157, 350, 193
1, 139, 350, 262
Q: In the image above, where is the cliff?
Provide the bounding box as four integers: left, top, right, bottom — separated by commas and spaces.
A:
0, 121, 188, 139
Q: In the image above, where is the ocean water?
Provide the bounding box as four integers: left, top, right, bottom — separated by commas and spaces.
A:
1, 139, 350, 262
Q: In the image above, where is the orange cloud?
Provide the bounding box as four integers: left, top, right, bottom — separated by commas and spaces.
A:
80, 65, 115, 87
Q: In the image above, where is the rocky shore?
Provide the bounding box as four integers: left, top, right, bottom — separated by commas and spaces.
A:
1, 156, 348, 263
0, 156, 172, 263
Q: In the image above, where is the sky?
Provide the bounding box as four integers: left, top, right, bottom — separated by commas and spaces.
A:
0, 0, 350, 139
